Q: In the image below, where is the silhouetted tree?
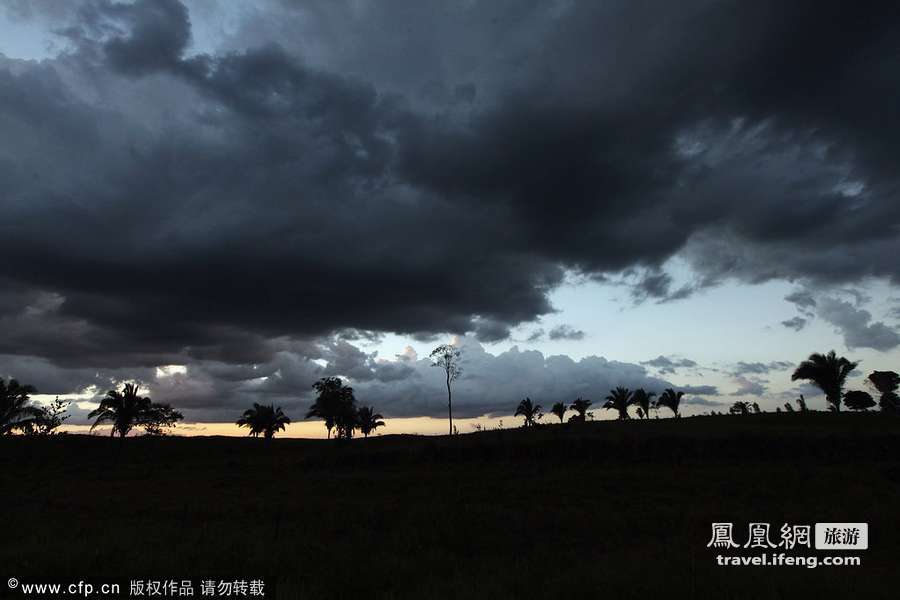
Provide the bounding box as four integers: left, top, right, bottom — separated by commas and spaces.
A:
784, 402, 795, 413
730, 401, 750, 415
603, 387, 633, 420
146, 404, 182, 434
791, 351, 857, 412
657, 388, 683, 417
357, 406, 385, 437
307, 377, 356, 439
631, 388, 656, 419
796, 394, 808, 412
867, 371, 900, 414
751, 402, 761, 414
237, 403, 291, 439
514, 397, 542, 428
334, 394, 359, 440
20, 397, 70, 436
843, 390, 876, 411
0, 378, 43, 435
88, 383, 183, 437
550, 401, 567, 424
430, 344, 461, 435
569, 397, 592, 422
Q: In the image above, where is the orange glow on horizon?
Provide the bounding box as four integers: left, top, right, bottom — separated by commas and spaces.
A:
58, 415, 516, 438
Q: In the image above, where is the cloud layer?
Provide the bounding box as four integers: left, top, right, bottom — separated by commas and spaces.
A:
2, 0, 900, 417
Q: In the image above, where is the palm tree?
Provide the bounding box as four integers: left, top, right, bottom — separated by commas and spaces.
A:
569, 397, 592, 422
514, 397, 542, 428
88, 383, 183, 437
0, 378, 43, 435
603, 387, 633, 420
867, 371, 900, 413
791, 350, 857, 412
550, 401, 567, 424
307, 377, 356, 439
89, 383, 147, 437
357, 406, 385, 437
237, 403, 291, 439
631, 388, 656, 419
657, 388, 684, 417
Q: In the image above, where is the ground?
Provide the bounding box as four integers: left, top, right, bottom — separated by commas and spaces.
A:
3, 412, 899, 599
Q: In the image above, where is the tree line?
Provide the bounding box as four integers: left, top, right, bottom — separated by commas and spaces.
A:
513, 387, 685, 427
1, 349, 897, 438
514, 350, 899, 426
237, 376, 386, 440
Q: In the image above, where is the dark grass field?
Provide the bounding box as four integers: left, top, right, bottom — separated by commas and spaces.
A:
4, 412, 900, 599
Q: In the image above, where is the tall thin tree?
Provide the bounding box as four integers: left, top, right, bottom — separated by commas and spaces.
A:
430, 344, 461, 435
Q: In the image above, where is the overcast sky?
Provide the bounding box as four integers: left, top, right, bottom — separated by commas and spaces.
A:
2, 0, 900, 433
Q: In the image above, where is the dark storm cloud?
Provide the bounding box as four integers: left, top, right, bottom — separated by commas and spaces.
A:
100, 0, 191, 75
3, 0, 900, 413
392, 0, 900, 287
335, 329, 385, 345
0, 6, 561, 359
0, 354, 148, 397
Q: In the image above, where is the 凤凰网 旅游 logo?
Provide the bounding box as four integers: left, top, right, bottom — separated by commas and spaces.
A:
707, 522, 867, 550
